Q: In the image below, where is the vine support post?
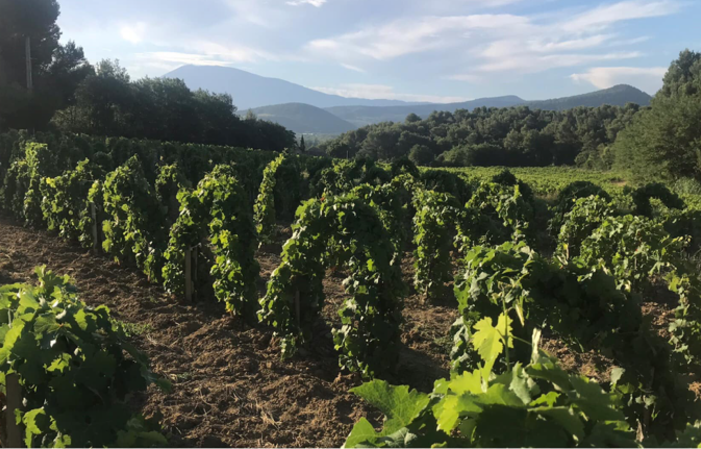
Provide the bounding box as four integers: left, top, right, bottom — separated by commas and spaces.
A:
90, 202, 99, 252
192, 247, 198, 301
185, 248, 192, 302
5, 373, 24, 448
294, 290, 301, 327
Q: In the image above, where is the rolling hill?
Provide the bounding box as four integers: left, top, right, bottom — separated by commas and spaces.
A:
325, 95, 525, 128
522, 84, 652, 111
250, 103, 357, 134
164, 65, 421, 110
326, 85, 652, 127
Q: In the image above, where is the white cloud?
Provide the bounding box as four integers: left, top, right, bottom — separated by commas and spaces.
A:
306, 0, 680, 79
307, 14, 530, 60
561, 1, 681, 33
189, 41, 277, 62
135, 52, 232, 67
608, 36, 651, 47
311, 83, 470, 103
135, 42, 276, 72
446, 73, 484, 83
570, 66, 667, 93
476, 51, 642, 73
341, 63, 366, 73
120, 22, 148, 44
225, 0, 285, 27
286, 0, 327, 6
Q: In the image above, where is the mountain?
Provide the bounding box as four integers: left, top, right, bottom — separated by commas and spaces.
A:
250, 103, 357, 134
326, 85, 652, 127
163, 65, 421, 110
325, 96, 525, 128
521, 84, 652, 111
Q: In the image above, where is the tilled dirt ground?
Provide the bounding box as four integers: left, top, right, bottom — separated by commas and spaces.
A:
1, 215, 697, 447
0, 216, 457, 448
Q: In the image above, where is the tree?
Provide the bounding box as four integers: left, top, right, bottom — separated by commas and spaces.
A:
409, 144, 434, 166
299, 136, 306, 153
0, 0, 61, 86
54, 59, 132, 136
614, 50, 701, 182
658, 49, 701, 98
326, 140, 352, 159
52, 60, 296, 152
405, 113, 421, 123
0, 0, 92, 129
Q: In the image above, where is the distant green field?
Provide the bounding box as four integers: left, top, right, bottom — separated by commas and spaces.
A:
427, 166, 701, 210
434, 166, 627, 196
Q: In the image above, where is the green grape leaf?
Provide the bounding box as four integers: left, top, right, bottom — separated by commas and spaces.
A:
569, 376, 626, 422
535, 406, 585, 441
23, 408, 48, 447
351, 380, 430, 434
344, 418, 377, 448
433, 394, 482, 433
471, 313, 513, 372
447, 370, 483, 395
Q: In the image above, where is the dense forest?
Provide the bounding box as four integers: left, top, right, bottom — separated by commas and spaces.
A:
0, 0, 295, 152
320, 104, 641, 168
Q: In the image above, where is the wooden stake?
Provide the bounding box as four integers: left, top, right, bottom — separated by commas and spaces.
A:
294, 290, 301, 327
192, 247, 198, 301
185, 248, 192, 302
90, 202, 98, 251
25, 36, 33, 92
5, 373, 23, 448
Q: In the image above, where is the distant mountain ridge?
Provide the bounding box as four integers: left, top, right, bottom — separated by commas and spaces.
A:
522, 84, 652, 111
325, 95, 526, 127
164, 65, 423, 110
326, 85, 652, 127
250, 103, 356, 134
163, 65, 653, 134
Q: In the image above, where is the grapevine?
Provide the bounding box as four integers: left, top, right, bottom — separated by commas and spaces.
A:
352, 180, 413, 257
101, 155, 165, 282
390, 157, 419, 178
162, 165, 260, 318
631, 183, 685, 218
40, 159, 104, 242
576, 214, 686, 293
420, 169, 472, 205
412, 189, 461, 300
346, 312, 640, 448
555, 195, 616, 261
0, 266, 168, 447
23, 143, 62, 227
550, 180, 612, 234
155, 163, 189, 226
254, 153, 285, 245
258, 193, 404, 377
461, 181, 535, 248
451, 240, 700, 440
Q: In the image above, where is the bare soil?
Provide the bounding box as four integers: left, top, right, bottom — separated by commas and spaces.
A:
0, 215, 696, 447
0, 217, 456, 447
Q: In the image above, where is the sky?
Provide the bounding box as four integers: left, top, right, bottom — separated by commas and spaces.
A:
56, 0, 701, 103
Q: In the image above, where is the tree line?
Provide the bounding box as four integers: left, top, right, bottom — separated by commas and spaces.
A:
0, 0, 295, 152
321, 104, 640, 168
